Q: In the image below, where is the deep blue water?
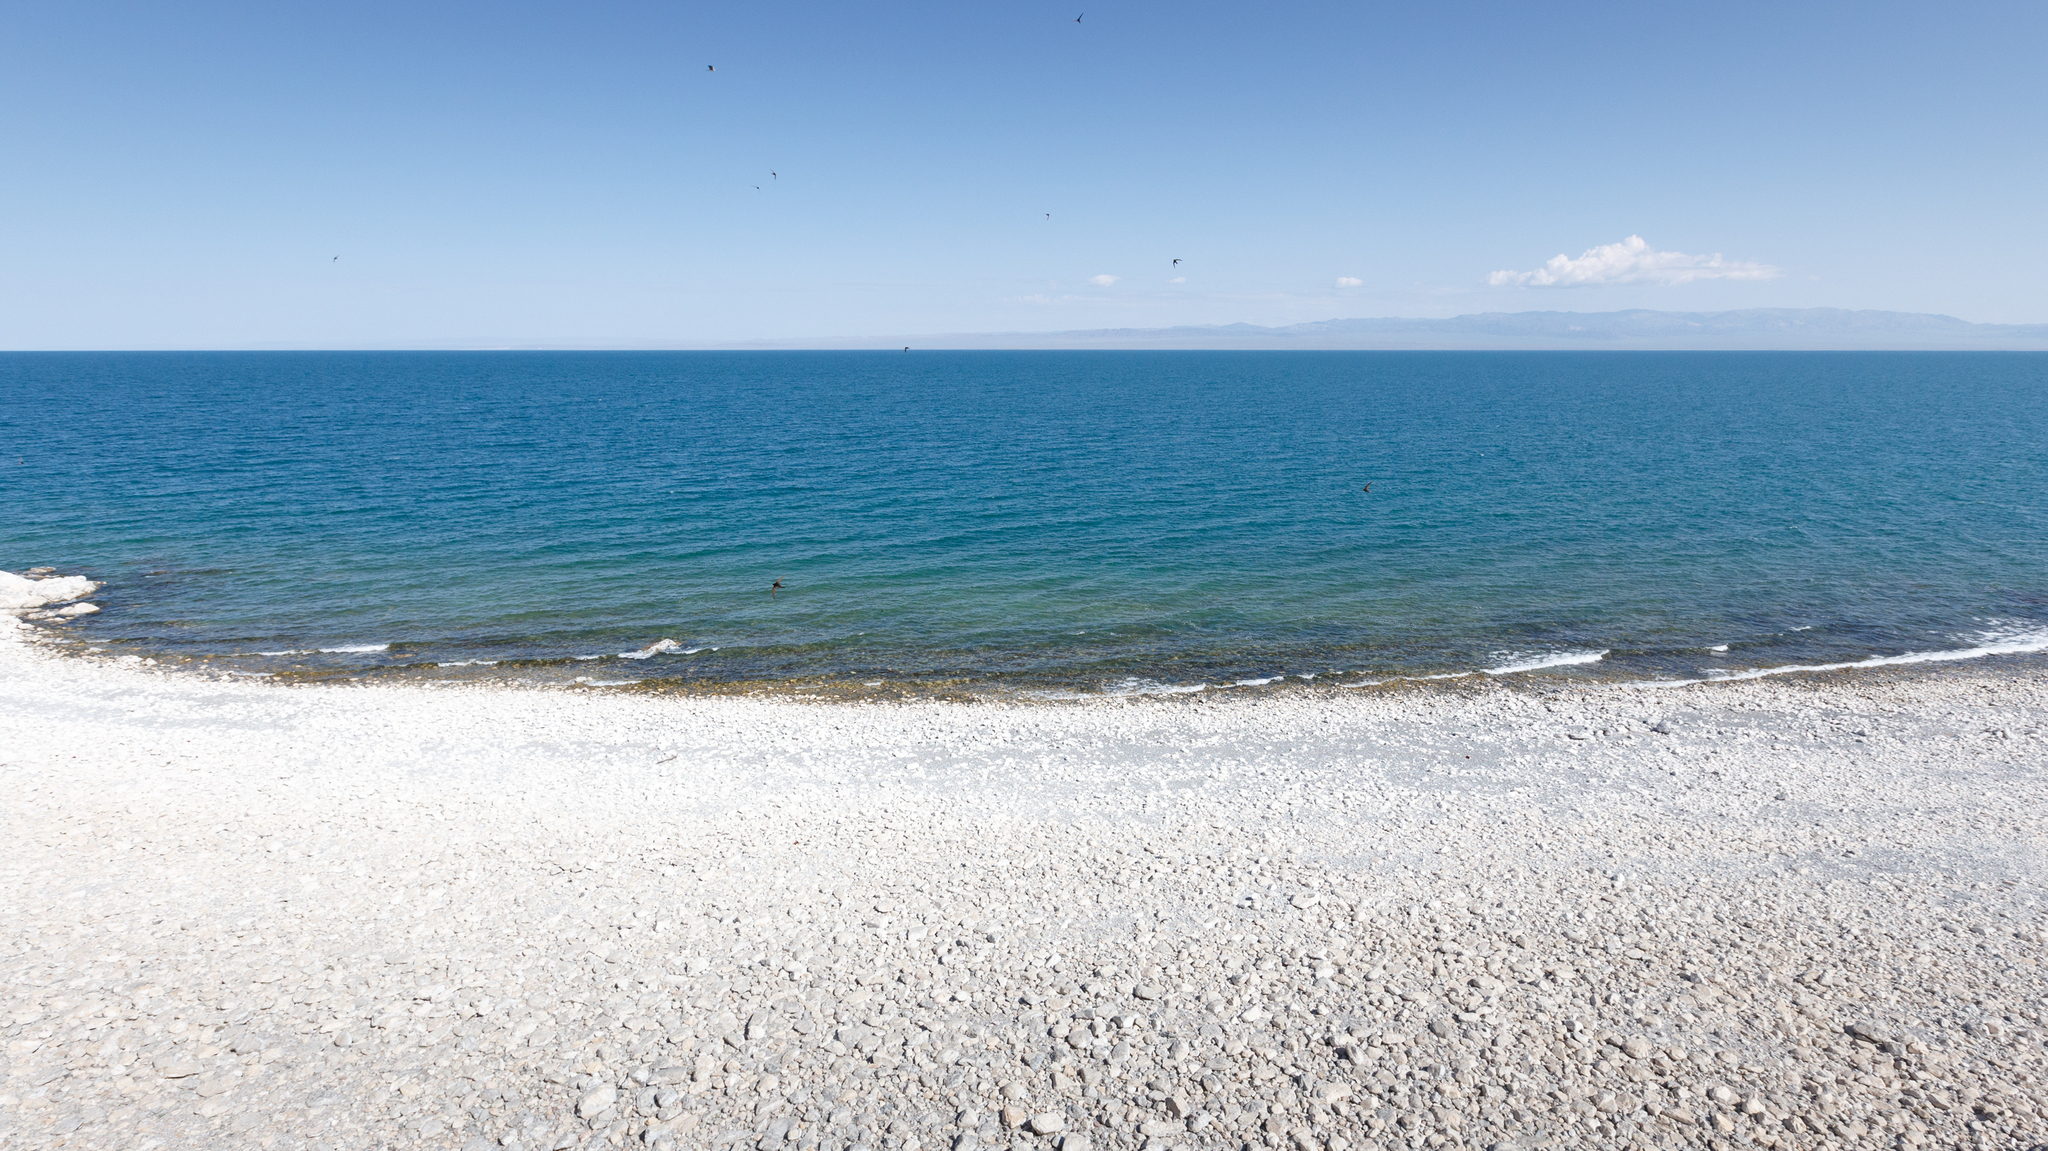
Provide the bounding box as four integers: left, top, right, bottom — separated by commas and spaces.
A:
3, 351, 2046, 694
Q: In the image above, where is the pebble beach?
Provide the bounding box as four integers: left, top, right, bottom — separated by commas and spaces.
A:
3, 580, 2046, 1151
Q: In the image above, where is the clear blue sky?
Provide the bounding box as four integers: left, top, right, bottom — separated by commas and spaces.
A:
3, 0, 2043, 347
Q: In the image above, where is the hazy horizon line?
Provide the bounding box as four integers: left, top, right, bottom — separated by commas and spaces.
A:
9, 306, 2048, 353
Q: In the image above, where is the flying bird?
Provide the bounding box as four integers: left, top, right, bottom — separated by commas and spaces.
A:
753, 185, 762, 190
1362, 484, 1371, 493
332, 256, 339, 262
1172, 259, 1180, 266
1045, 213, 1051, 220
707, 65, 714, 71
771, 578, 785, 598
771, 171, 777, 179
1075, 13, 1083, 22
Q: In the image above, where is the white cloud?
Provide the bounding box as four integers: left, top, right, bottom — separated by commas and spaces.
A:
1487, 235, 1778, 287
1335, 277, 1363, 288
1087, 274, 1119, 287
1168, 276, 1186, 284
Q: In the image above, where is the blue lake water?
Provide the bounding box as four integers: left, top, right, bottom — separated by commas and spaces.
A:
4, 351, 2045, 694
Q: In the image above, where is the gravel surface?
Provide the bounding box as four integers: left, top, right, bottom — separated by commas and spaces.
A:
2, 598, 2046, 1151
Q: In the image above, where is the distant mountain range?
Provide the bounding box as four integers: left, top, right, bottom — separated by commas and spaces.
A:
765, 308, 2048, 351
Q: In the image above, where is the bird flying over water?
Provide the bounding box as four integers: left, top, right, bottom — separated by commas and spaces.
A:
1362, 483, 1371, 493
771, 578, 785, 598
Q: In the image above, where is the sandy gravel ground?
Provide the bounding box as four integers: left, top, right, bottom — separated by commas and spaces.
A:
2, 613, 2045, 1151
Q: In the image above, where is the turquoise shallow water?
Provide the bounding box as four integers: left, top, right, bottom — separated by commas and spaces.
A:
3, 351, 2046, 693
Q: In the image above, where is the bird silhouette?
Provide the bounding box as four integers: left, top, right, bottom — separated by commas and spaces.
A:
1172, 259, 1181, 266
332, 256, 339, 262
771, 578, 785, 598
1362, 483, 1372, 493
771, 171, 777, 179
753, 185, 761, 190
903, 346, 910, 352
707, 65, 714, 71
1075, 13, 1083, 22
1045, 213, 1051, 220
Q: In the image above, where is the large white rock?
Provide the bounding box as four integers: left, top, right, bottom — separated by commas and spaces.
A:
0, 570, 98, 612
577, 1086, 617, 1120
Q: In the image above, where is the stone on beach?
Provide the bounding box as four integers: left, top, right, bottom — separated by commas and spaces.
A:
1, 617, 2045, 1151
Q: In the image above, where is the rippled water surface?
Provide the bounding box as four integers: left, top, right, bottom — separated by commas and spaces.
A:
4, 351, 2045, 693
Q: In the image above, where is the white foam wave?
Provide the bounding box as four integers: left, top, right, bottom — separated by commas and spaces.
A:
257, 643, 390, 656
434, 660, 498, 668
1482, 649, 1608, 676
1644, 626, 2048, 687
1101, 677, 1209, 696
1231, 676, 1283, 687
573, 677, 637, 687
620, 638, 684, 660
1341, 670, 1473, 688
1342, 653, 1604, 687
608, 640, 713, 660
1708, 644, 1729, 652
